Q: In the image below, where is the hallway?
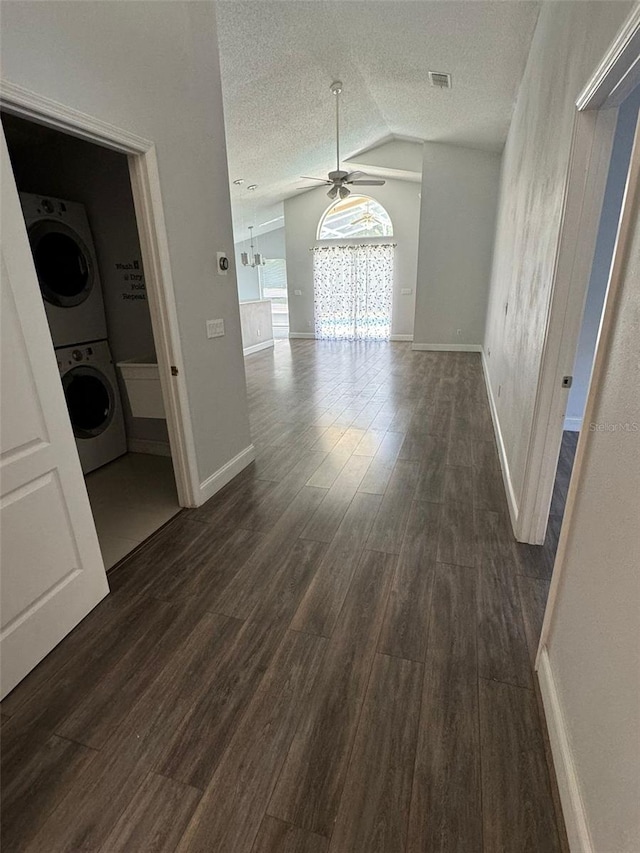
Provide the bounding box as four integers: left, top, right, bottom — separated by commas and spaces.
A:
1, 341, 566, 852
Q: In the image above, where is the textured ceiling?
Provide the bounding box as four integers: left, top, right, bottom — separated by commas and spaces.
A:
217, 0, 540, 221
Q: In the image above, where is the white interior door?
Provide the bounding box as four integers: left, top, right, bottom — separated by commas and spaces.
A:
0, 130, 109, 700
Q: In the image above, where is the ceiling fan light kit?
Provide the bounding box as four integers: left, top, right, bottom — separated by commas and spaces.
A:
299, 81, 386, 200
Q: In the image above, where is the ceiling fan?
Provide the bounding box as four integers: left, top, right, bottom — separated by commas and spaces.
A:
299, 81, 385, 200
350, 201, 383, 229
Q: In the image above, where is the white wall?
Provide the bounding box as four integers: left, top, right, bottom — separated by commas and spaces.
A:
543, 163, 640, 853
2, 113, 169, 448
235, 226, 286, 303
284, 179, 420, 338
565, 84, 640, 430
1, 0, 252, 489
239, 300, 273, 351
482, 0, 633, 509
235, 253, 261, 303
413, 142, 501, 348
345, 137, 423, 181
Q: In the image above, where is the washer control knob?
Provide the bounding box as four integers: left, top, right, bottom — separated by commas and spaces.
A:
41, 199, 54, 214
72, 349, 83, 362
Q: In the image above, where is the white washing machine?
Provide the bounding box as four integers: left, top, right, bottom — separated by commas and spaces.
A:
57, 340, 127, 474
20, 192, 108, 347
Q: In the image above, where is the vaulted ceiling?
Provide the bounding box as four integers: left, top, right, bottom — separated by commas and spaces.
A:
216, 0, 540, 227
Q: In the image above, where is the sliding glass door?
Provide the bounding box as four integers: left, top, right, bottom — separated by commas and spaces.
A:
313, 242, 394, 341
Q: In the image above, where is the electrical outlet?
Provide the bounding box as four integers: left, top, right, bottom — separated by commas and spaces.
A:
456, 329, 462, 336
256, 328, 261, 337
401, 288, 412, 295
307, 320, 312, 327
206, 318, 225, 338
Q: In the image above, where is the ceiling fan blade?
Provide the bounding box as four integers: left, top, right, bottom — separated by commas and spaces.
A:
349, 179, 386, 186
345, 171, 366, 181
300, 176, 331, 183
351, 214, 382, 225
296, 185, 324, 190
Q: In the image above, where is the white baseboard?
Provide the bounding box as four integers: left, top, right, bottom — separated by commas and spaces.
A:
537, 647, 592, 853
288, 332, 316, 339
197, 443, 256, 505
127, 438, 171, 457
481, 349, 519, 530
390, 334, 414, 342
243, 339, 274, 356
411, 342, 483, 352
563, 416, 582, 432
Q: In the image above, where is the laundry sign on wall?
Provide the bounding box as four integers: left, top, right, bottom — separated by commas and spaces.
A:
116, 260, 147, 301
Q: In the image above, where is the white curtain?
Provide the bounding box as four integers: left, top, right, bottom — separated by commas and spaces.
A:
313, 243, 394, 341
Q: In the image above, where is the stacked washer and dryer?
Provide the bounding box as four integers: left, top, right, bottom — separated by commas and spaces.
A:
21, 192, 127, 475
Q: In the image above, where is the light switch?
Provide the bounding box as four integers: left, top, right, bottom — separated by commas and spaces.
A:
401, 288, 412, 295
294, 289, 302, 296
206, 318, 225, 338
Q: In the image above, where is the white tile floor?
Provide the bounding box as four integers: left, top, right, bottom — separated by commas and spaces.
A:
85, 453, 181, 570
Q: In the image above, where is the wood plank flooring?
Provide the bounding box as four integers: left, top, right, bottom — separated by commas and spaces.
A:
1, 341, 573, 852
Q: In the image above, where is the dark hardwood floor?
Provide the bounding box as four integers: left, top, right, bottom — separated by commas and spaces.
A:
1, 340, 575, 852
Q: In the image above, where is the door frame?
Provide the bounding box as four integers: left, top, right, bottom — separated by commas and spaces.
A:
535, 108, 640, 853
516, 7, 640, 544
0, 80, 200, 507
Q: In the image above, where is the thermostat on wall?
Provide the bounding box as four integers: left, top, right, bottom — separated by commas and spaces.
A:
217, 251, 229, 275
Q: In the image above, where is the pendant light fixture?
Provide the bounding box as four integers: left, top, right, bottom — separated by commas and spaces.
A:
241, 225, 265, 268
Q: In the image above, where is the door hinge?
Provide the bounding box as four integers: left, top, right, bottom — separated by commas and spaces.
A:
562, 375, 572, 388
171, 365, 179, 377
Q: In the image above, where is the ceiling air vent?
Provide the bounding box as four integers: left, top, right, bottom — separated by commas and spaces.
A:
428, 71, 452, 89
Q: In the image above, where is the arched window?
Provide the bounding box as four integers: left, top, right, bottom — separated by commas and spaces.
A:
317, 195, 393, 240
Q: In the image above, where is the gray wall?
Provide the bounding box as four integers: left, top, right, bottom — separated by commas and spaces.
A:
413, 142, 501, 348
482, 0, 633, 507
2, 113, 168, 447
235, 226, 286, 303
284, 179, 420, 338
239, 300, 273, 350
565, 84, 640, 430
235, 253, 261, 303
1, 0, 252, 488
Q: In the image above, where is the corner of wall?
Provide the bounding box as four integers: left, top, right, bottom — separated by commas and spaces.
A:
197, 443, 255, 506
414, 143, 502, 348
480, 348, 519, 530
537, 647, 594, 853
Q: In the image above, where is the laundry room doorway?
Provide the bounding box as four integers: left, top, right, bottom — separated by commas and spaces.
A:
1, 108, 191, 571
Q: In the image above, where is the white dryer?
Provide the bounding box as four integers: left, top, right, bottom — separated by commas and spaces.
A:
20, 192, 108, 347
57, 340, 127, 474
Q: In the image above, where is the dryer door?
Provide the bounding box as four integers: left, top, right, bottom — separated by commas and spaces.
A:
28, 220, 95, 308
62, 365, 115, 438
